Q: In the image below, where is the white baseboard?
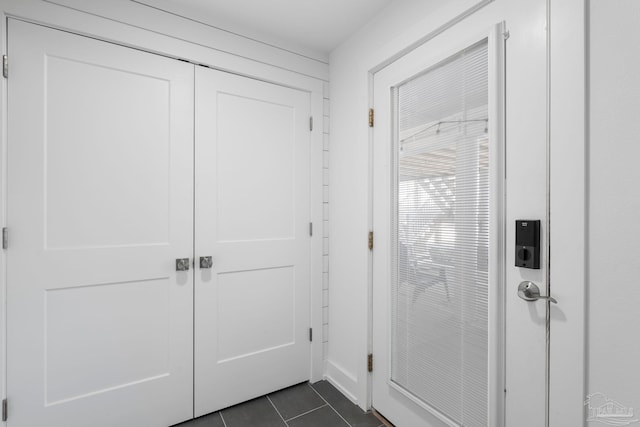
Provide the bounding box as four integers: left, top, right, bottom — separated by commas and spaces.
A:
322, 360, 358, 405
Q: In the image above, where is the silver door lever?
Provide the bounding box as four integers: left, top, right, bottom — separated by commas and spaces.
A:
517, 281, 557, 304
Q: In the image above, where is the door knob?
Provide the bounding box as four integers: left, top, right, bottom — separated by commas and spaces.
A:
176, 258, 190, 271
517, 281, 557, 304
199, 256, 213, 269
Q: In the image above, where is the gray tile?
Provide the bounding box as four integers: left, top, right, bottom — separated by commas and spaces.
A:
221, 396, 286, 427
268, 383, 325, 420
312, 381, 381, 427
171, 412, 224, 427
286, 406, 349, 427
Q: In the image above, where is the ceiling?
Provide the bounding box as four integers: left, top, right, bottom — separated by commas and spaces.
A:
133, 0, 396, 60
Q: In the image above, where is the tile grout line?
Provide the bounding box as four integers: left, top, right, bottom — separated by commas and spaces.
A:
283, 404, 329, 423
266, 395, 289, 426
308, 384, 353, 427
219, 411, 228, 427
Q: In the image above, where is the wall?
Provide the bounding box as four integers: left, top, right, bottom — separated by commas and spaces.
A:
586, 0, 640, 418
328, 0, 552, 417
322, 83, 331, 362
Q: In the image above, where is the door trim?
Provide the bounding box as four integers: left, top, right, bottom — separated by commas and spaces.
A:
369, 22, 507, 426
547, 0, 587, 425
488, 21, 507, 427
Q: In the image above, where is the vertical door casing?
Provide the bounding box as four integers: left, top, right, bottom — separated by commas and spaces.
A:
6, 19, 194, 426
194, 66, 311, 415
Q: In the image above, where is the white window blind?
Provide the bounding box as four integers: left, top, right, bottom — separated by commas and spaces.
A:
391, 40, 489, 426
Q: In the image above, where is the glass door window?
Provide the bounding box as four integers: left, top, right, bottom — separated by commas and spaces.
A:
390, 40, 489, 426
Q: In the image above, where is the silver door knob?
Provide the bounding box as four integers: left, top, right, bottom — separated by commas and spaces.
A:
176, 258, 190, 271
518, 281, 557, 304
199, 256, 213, 269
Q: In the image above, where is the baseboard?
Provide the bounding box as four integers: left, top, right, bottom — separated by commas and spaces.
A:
323, 360, 358, 404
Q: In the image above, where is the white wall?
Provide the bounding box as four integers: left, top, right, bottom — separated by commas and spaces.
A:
322, 84, 331, 363
586, 0, 640, 417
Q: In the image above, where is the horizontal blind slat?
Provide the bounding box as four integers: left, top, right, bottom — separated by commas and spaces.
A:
391, 39, 489, 427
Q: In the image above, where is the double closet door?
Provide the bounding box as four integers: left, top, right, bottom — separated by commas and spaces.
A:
6, 19, 311, 427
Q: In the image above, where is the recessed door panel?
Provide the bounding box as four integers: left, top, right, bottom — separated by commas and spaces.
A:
45, 278, 170, 405
216, 93, 296, 242
44, 55, 171, 249
217, 266, 296, 362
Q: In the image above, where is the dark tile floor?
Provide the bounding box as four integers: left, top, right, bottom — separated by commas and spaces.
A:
176, 381, 384, 427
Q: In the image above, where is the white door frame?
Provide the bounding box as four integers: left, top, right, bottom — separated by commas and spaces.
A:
369, 23, 507, 426
0, 4, 326, 416
548, 0, 587, 425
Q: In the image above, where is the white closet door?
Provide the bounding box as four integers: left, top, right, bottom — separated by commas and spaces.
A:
194, 67, 311, 416
6, 20, 194, 427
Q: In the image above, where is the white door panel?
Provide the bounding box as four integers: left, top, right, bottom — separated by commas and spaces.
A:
7, 19, 194, 426
194, 67, 311, 415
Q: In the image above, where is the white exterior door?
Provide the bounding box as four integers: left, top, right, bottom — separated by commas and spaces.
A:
6, 19, 194, 427
372, 21, 549, 427
194, 67, 312, 415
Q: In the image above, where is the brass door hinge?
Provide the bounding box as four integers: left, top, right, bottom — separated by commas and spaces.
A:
368, 108, 374, 127
368, 231, 373, 251
367, 354, 373, 372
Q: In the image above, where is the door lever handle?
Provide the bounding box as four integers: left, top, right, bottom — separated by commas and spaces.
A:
518, 281, 557, 304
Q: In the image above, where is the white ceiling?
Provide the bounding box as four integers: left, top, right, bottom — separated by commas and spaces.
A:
134, 0, 396, 60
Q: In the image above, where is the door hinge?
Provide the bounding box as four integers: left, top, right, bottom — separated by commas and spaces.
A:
309, 328, 313, 342
309, 222, 313, 237
310, 116, 313, 131
368, 108, 374, 127
2, 398, 7, 421
367, 354, 373, 373
2, 55, 7, 79
368, 231, 373, 251
503, 30, 510, 40
2, 228, 7, 249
